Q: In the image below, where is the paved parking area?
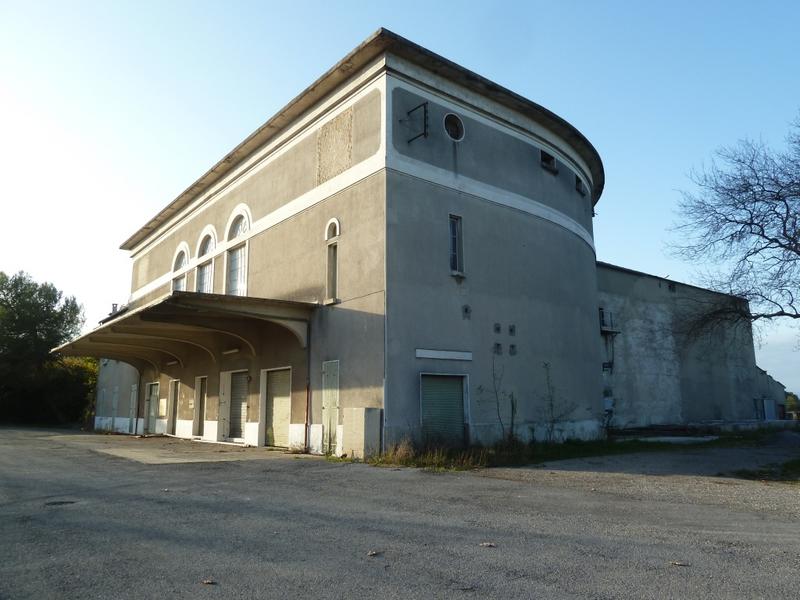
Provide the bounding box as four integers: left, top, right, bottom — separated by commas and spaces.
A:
47, 432, 312, 464
1, 427, 798, 599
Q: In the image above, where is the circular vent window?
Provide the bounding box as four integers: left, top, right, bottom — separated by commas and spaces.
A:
444, 113, 465, 141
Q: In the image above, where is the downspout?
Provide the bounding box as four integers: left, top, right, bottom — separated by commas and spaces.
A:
304, 319, 312, 452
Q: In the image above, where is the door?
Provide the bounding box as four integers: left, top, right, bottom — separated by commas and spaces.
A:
129, 384, 138, 433
265, 368, 291, 447
169, 380, 179, 435
197, 377, 207, 437
229, 372, 248, 439
322, 360, 339, 454
421, 375, 465, 446
111, 386, 119, 432
146, 382, 159, 433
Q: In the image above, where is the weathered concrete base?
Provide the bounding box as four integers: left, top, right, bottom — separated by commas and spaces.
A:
335, 424, 344, 457
471, 419, 605, 446
94, 416, 134, 434
690, 420, 800, 433
288, 424, 306, 451
244, 422, 259, 446
308, 424, 324, 454
342, 407, 382, 459
175, 419, 194, 438
203, 420, 218, 442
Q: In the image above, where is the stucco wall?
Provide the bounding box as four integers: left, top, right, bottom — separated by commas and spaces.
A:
391, 87, 594, 233
597, 264, 759, 428
384, 171, 603, 445
129, 88, 382, 297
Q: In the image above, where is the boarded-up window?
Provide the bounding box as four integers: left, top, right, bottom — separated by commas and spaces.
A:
317, 108, 353, 184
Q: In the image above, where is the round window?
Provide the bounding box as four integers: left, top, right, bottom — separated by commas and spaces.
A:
443, 113, 465, 141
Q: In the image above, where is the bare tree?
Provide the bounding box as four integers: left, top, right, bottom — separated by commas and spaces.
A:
539, 362, 577, 443
476, 354, 518, 443
674, 116, 800, 322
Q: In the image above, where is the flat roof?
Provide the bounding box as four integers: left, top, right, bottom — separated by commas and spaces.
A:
596, 261, 745, 300
121, 28, 605, 251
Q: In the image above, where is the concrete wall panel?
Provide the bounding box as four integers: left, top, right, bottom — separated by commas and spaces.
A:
384, 171, 602, 445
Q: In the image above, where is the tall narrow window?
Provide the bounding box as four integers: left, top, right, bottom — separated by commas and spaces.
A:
449, 215, 463, 274
226, 215, 248, 296
326, 243, 338, 301
172, 250, 188, 291
324, 218, 340, 302
196, 234, 215, 293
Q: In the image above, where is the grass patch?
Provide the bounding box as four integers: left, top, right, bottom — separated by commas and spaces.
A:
367, 436, 717, 471
358, 430, 786, 472
730, 458, 800, 483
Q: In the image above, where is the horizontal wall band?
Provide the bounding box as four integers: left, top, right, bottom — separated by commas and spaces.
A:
415, 349, 473, 361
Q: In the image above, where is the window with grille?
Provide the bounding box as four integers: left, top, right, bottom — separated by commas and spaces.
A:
449, 215, 464, 274
196, 234, 215, 293
172, 250, 188, 292
226, 215, 249, 296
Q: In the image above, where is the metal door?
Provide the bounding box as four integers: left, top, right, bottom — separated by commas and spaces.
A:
169, 380, 179, 434
229, 372, 248, 439
129, 384, 137, 433
421, 375, 465, 446
197, 377, 207, 436
146, 382, 159, 433
322, 361, 339, 454
265, 369, 291, 447
111, 386, 119, 432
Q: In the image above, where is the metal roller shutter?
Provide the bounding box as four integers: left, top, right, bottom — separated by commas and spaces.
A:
229, 372, 248, 438
266, 369, 291, 447
421, 375, 465, 446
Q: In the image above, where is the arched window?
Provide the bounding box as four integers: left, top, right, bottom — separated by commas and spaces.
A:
324, 218, 340, 302
325, 218, 340, 241
172, 249, 188, 292
196, 234, 215, 294
226, 213, 249, 296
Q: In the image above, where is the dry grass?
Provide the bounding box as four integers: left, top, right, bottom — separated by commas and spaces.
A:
369, 439, 490, 471
365, 434, 761, 471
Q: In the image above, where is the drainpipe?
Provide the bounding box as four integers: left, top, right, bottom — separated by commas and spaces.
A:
304, 319, 312, 452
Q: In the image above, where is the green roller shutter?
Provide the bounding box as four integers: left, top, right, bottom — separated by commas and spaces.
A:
421, 375, 465, 446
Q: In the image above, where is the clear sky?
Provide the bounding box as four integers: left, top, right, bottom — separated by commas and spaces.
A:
1, 1, 798, 391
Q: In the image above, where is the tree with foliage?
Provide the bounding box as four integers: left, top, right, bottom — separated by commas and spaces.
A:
675, 117, 800, 322
786, 392, 799, 413
0, 271, 97, 424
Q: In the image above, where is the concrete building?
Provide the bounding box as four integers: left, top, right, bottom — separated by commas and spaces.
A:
58, 29, 781, 455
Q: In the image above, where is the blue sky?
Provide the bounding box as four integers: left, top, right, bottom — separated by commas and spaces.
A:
1, 0, 798, 390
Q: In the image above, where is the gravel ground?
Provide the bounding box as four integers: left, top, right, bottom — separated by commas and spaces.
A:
1, 427, 799, 599
480, 431, 800, 516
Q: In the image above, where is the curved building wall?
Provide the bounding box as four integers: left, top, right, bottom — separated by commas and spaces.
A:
385, 75, 603, 444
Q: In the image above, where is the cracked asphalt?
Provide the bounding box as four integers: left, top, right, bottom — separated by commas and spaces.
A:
1, 427, 798, 599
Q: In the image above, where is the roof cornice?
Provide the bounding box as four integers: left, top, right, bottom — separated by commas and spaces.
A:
121, 28, 604, 251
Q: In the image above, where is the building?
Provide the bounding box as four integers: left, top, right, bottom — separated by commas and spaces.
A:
57, 29, 780, 456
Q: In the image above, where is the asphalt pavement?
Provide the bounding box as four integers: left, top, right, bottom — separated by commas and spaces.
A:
1, 427, 798, 599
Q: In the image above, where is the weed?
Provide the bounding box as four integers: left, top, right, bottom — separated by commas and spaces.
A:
730, 458, 800, 483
